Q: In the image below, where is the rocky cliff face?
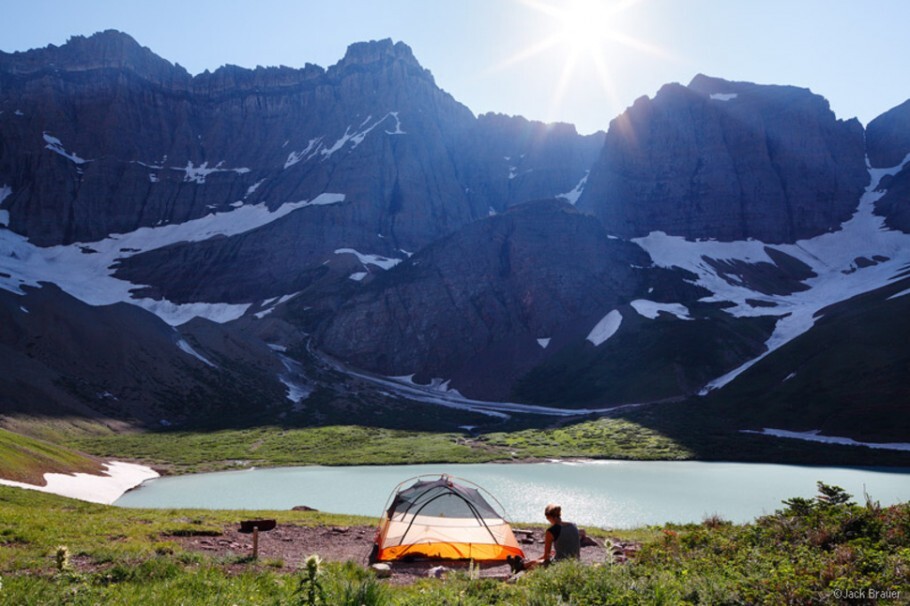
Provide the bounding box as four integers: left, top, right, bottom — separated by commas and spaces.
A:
577, 74, 868, 243
867, 100, 910, 232
0, 31, 599, 303
873, 164, 910, 232
457, 113, 603, 212
316, 200, 648, 397
866, 99, 910, 169
0, 32, 469, 248
2, 31, 910, 436
0, 284, 290, 424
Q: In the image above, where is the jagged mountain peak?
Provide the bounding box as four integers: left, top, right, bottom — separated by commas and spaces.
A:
327, 38, 433, 83
687, 73, 809, 96
477, 112, 590, 138
2, 31, 909, 446
579, 73, 868, 243
66, 29, 144, 54
0, 29, 189, 81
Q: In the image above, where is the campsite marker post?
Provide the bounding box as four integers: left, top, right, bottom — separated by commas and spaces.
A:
239, 519, 276, 559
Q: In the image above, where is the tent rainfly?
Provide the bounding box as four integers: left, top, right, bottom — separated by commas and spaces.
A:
372, 474, 525, 562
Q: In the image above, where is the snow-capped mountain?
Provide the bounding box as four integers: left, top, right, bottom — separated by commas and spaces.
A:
1, 31, 908, 445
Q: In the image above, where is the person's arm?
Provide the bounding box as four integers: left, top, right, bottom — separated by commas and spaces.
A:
542, 529, 554, 562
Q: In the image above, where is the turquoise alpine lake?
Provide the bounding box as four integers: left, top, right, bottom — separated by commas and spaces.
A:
114, 461, 910, 528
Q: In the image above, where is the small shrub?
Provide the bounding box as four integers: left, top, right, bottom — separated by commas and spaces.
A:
816, 482, 853, 507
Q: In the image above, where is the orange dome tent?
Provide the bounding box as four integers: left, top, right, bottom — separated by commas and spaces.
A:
372, 474, 525, 562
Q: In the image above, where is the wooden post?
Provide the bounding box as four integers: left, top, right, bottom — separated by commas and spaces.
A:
239, 519, 274, 561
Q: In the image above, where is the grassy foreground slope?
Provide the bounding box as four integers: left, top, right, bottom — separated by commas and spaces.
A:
1, 483, 908, 605
0, 428, 103, 485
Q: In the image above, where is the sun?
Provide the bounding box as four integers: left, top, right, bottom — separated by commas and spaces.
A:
554, 0, 624, 54
495, 0, 665, 124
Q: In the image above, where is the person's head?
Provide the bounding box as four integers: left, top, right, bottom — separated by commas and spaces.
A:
544, 503, 562, 522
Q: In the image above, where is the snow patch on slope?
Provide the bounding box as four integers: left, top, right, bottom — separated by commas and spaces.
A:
385, 112, 406, 135
586, 310, 622, 346
178, 161, 250, 184
557, 171, 589, 205
276, 353, 312, 407
0, 194, 345, 325
321, 113, 403, 159
254, 292, 300, 319
176, 339, 218, 368
741, 428, 910, 452
634, 155, 910, 393
333, 368, 632, 419
631, 299, 692, 320
284, 137, 323, 169
0, 185, 10, 227
334, 248, 402, 270
43, 132, 88, 164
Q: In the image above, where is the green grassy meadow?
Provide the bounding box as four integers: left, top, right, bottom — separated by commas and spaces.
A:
0, 428, 103, 485
1, 483, 908, 605
2, 391, 909, 604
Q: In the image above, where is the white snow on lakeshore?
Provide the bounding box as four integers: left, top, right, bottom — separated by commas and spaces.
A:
741, 428, 910, 452
0, 461, 159, 505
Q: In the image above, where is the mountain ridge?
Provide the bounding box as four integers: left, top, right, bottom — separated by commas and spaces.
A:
1, 31, 909, 453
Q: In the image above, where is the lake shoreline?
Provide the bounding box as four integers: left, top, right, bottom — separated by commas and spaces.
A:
113, 460, 910, 529
0, 460, 159, 504
5, 450, 910, 508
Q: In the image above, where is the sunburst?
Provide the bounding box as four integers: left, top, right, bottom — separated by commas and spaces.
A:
495, 0, 670, 123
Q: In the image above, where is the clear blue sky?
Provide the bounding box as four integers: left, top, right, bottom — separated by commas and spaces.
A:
2, 0, 908, 134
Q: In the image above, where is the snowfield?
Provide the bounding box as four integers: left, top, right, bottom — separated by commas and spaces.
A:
741, 428, 910, 452
0, 461, 159, 505
0, 193, 344, 325
633, 155, 910, 393
1, 141, 908, 408
630, 299, 692, 321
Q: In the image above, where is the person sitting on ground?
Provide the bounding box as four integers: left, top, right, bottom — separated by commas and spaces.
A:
508, 503, 580, 572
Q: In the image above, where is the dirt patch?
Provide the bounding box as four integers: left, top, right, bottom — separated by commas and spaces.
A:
172, 523, 636, 584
